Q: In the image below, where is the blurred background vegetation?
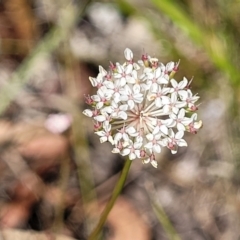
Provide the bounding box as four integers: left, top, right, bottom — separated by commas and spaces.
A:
0, 0, 240, 239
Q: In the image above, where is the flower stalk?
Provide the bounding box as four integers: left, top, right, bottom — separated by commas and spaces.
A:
88, 158, 132, 240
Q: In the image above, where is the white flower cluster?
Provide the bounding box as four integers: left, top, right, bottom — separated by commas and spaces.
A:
83, 48, 202, 168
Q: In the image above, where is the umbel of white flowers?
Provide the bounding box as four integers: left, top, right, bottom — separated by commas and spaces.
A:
83, 48, 202, 168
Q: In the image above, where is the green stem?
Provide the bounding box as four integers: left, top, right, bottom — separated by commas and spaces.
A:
88, 158, 132, 240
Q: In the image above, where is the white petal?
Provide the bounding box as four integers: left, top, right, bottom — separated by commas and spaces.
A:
102, 106, 113, 114
94, 115, 106, 122
163, 119, 175, 127
146, 72, 154, 79
171, 92, 177, 102
178, 108, 185, 118
134, 94, 143, 103
119, 78, 126, 86
108, 136, 114, 145
128, 100, 135, 109
114, 132, 122, 142
170, 79, 178, 88
191, 113, 198, 121
146, 133, 154, 141
82, 109, 93, 117
155, 98, 162, 107
151, 83, 158, 93
99, 66, 107, 76
100, 136, 107, 143
103, 121, 111, 131
179, 91, 188, 101
161, 138, 168, 147
133, 63, 140, 70
168, 129, 174, 138
151, 160, 158, 168
178, 90, 188, 99
179, 77, 188, 89
124, 48, 133, 61
134, 150, 141, 158
163, 105, 171, 114
104, 81, 114, 89
134, 141, 142, 149
171, 149, 177, 154
120, 95, 128, 102
175, 102, 186, 108
96, 102, 104, 109
160, 125, 168, 135
172, 106, 179, 115
125, 64, 133, 74
181, 118, 192, 125
118, 111, 127, 120
162, 87, 170, 94
158, 77, 168, 84
175, 131, 184, 139
113, 93, 121, 103
161, 96, 170, 105
126, 76, 136, 84
116, 64, 123, 73
126, 127, 136, 134
143, 158, 150, 164
193, 120, 203, 130
152, 126, 160, 135
135, 136, 143, 143
177, 139, 187, 147
166, 62, 174, 71
89, 77, 97, 87
114, 73, 122, 79
122, 133, 129, 142
121, 148, 131, 156
120, 104, 128, 111
132, 70, 138, 79
91, 95, 100, 102
129, 153, 136, 160
133, 84, 140, 93
177, 123, 186, 131
153, 144, 161, 153
112, 148, 120, 153
155, 67, 161, 78
144, 142, 153, 149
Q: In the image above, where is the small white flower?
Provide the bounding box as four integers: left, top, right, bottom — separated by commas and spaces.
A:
170, 108, 192, 131
120, 85, 143, 109
110, 101, 128, 120
83, 48, 202, 167
92, 86, 113, 109
148, 85, 170, 107
186, 113, 203, 134
162, 129, 187, 154
95, 122, 114, 145
121, 140, 142, 160
145, 126, 163, 153
163, 92, 186, 114
170, 77, 188, 95
180, 89, 200, 110
89, 66, 108, 88
114, 63, 134, 85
